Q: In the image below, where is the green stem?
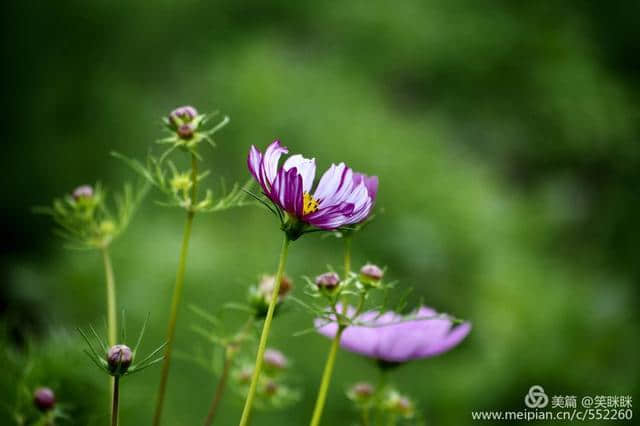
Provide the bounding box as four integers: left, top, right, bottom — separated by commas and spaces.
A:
309, 326, 344, 426
386, 413, 397, 426
344, 235, 352, 276
203, 356, 232, 426
111, 376, 120, 426
101, 246, 117, 414
152, 154, 198, 426
238, 234, 290, 426
101, 246, 117, 347
374, 370, 389, 426
361, 407, 370, 426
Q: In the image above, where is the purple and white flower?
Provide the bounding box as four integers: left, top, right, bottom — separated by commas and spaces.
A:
315, 305, 471, 363
248, 141, 377, 230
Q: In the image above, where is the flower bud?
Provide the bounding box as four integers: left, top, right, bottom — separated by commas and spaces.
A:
33, 387, 56, 412
249, 274, 293, 317
263, 380, 279, 396
347, 382, 375, 403
169, 106, 198, 126
107, 344, 133, 375
177, 123, 195, 140
384, 391, 414, 418
315, 272, 340, 291
72, 185, 94, 200
263, 348, 288, 371
237, 367, 253, 384
359, 263, 384, 286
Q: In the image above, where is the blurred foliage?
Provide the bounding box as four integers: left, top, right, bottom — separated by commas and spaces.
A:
2, 1, 639, 425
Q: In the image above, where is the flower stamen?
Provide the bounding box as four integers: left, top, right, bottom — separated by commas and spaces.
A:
303, 192, 319, 215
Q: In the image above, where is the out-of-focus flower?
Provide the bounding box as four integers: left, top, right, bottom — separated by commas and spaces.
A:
168, 106, 199, 140
72, 185, 94, 200
263, 348, 288, 371
258, 274, 293, 301
384, 391, 415, 418
247, 141, 376, 233
263, 380, 279, 396
33, 387, 56, 412
248, 274, 293, 318
347, 382, 375, 404
107, 344, 133, 375
315, 272, 341, 291
359, 263, 384, 286
237, 367, 253, 384
315, 305, 471, 363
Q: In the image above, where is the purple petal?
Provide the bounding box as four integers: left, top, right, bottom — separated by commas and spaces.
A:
417, 322, 472, 357
305, 202, 355, 229
248, 145, 268, 194
353, 173, 379, 203
259, 140, 288, 192
271, 166, 303, 216
315, 305, 470, 363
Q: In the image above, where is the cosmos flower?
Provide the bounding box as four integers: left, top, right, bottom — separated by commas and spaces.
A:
315, 305, 471, 363
247, 141, 377, 231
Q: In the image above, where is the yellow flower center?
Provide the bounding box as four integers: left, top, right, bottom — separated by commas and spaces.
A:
303, 192, 319, 215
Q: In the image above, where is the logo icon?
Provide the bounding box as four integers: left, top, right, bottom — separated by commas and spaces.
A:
524, 385, 549, 408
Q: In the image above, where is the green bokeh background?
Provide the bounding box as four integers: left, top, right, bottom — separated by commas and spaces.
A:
2, 1, 639, 425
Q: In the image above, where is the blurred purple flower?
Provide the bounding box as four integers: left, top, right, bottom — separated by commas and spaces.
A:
169, 106, 198, 125
247, 141, 377, 230
315, 272, 341, 290
263, 348, 288, 370
33, 387, 56, 412
315, 305, 471, 363
72, 185, 93, 200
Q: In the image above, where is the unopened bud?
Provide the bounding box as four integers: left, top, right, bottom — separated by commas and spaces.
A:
72, 185, 93, 200
107, 344, 133, 375
315, 272, 340, 291
347, 382, 375, 403
259, 274, 293, 301
359, 263, 383, 286
385, 391, 414, 418
263, 348, 288, 371
177, 123, 195, 140
263, 380, 279, 396
169, 106, 198, 126
33, 387, 56, 412
237, 367, 253, 384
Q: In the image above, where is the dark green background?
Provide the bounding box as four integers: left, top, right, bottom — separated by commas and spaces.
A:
2, 1, 639, 425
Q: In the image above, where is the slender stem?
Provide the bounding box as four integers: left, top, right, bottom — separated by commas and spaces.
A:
152, 154, 198, 426
238, 235, 290, 426
203, 317, 254, 426
101, 246, 117, 414
101, 246, 117, 347
203, 356, 232, 426
308, 234, 354, 426
111, 376, 120, 426
386, 413, 397, 426
374, 370, 389, 426
309, 326, 344, 426
361, 407, 370, 426
343, 235, 352, 276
